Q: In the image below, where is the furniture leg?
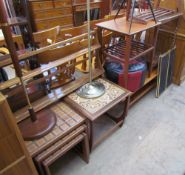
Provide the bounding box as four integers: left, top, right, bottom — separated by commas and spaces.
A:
114, 0, 126, 20
124, 35, 132, 88
149, 27, 159, 76
97, 27, 103, 64
123, 95, 131, 118
81, 54, 87, 71
82, 133, 90, 163
129, 0, 137, 33
89, 121, 94, 151
115, 96, 130, 126
147, 0, 157, 23
44, 165, 51, 175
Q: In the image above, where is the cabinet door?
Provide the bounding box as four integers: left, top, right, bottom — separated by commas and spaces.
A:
0, 94, 38, 175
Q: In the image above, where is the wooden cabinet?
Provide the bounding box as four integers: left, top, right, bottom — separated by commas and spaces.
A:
28, 0, 73, 31
0, 93, 38, 175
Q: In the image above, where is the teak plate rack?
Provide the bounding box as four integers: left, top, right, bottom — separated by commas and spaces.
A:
0, 30, 103, 124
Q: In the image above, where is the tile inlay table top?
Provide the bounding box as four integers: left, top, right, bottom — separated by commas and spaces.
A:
67, 78, 126, 117
25, 102, 85, 157
65, 78, 131, 149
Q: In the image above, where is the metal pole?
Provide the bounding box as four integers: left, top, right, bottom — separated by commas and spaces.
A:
114, 0, 126, 20
129, 0, 136, 33
76, 0, 105, 99
87, 0, 92, 84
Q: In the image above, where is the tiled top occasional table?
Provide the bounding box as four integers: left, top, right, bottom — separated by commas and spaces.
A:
65, 78, 131, 150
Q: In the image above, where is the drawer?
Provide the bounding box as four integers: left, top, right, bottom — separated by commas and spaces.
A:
54, 0, 72, 7
29, 1, 54, 11
34, 15, 73, 31
33, 7, 72, 20
74, 2, 101, 12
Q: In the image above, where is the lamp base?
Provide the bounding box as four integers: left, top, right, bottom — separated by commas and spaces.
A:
18, 109, 56, 141
76, 81, 105, 99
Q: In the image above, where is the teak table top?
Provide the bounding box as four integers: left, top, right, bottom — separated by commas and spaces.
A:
65, 78, 131, 121
96, 17, 161, 35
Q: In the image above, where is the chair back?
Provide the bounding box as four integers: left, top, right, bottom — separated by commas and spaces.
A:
58, 24, 88, 41
33, 26, 60, 48
37, 41, 82, 64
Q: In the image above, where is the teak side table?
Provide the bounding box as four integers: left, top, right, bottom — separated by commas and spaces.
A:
65, 78, 131, 150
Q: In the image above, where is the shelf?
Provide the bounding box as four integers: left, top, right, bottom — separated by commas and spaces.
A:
0, 50, 28, 68
144, 69, 158, 85
130, 77, 157, 106
104, 40, 154, 62
0, 54, 11, 65
7, 17, 28, 26
14, 68, 103, 123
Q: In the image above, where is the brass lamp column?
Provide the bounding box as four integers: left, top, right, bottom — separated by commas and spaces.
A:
76, 0, 105, 99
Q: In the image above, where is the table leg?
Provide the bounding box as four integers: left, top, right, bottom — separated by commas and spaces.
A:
82, 133, 90, 163
117, 96, 130, 127
149, 27, 159, 76
123, 96, 130, 117
88, 121, 94, 151
124, 35, 132, 89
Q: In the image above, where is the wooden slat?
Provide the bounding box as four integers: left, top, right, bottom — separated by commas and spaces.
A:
0, 31, 96, 68
0, 156, 26, 175
104, 40, 154, 61
22, 44, 100, 81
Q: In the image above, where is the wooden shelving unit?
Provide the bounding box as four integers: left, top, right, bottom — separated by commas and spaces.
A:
96, 5, 181, 106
